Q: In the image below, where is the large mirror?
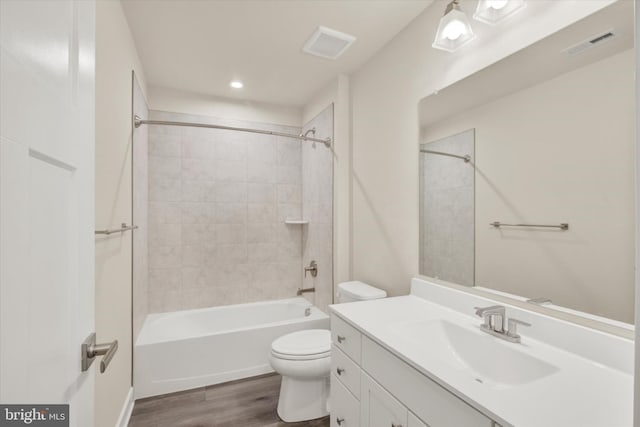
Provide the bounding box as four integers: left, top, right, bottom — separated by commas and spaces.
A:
418, 0, 634, 324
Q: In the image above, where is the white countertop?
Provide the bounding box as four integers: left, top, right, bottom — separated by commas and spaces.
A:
330, 279, 633, 427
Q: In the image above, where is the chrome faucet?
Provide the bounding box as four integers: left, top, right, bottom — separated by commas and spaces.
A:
474, 305, 531, 343
474, 305, 506, 332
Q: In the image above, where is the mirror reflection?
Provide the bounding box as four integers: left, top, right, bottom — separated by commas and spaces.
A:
418, 0, 634, 324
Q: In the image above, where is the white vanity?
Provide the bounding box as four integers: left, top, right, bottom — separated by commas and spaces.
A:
328, 278, 633, 427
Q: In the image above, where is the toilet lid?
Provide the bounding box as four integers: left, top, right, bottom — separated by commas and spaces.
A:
271, 329, 331, 359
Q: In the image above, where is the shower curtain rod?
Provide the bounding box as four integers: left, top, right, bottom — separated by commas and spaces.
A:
134, 115, 332, 147
420, 149, 470, 163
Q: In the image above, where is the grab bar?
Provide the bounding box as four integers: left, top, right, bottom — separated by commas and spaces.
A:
490, 222, 569, 230
95, 222, 138, 235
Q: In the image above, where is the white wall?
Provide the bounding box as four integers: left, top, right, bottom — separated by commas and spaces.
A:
349, 0, 616, 296
149, 86, 301, 127
424, 50, 635, 322
95, 1, 147, 425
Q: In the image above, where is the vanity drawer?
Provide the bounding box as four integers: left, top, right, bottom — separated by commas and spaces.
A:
331, 314, 362, 364
332, 344, 361, 399
331, 373, 360, 427
362, 336, 493, 427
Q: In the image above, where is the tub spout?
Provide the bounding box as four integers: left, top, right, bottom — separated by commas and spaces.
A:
297, 287, 316, 296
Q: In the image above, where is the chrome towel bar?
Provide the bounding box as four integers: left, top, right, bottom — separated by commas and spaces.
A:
95, 222, 138, 235
490, 221, 569, 230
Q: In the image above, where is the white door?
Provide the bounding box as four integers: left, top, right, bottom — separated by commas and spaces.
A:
0, 1, 96, 426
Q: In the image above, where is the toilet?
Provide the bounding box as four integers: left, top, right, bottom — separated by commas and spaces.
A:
269, 281, 387, 422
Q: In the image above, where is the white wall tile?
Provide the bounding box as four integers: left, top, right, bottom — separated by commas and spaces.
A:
181, 202, 211, 224
216, 159, 247, 182
148, 134, 181, 157
248, 203, 276, 223
215, 182, 247, 202
147, 110, 304, 312
247, 159, 276, 183
277, 138, 301, 166
277, 184, 301, 204
149, 178, 181, 202
216, 203, 247, 224
248, 243, 279, 263
217, 244, 248, 264
149, 156, 181, 180
248, 182, 276, 203
149, 202, 181, 224
181, 158, 216, 181
181, 136, 216, 159
246, 223, 276, 244
216, 223, 247, 244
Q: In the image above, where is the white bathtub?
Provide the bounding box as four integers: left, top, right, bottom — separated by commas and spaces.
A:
134, 297, 329, 399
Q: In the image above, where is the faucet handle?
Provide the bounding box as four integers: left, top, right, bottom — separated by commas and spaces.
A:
506, 318, 531, 339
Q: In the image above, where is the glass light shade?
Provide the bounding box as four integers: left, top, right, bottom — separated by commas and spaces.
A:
432, 1, 476, 52
473, 0, 526, 25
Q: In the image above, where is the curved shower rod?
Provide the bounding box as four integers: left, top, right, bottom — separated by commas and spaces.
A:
134, 115, 332, 147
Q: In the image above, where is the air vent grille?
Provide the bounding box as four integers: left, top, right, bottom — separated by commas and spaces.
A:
302, 26, 356, 60
563, 29, 620, 56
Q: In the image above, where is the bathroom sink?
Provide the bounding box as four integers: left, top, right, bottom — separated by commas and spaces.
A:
391, 319, 559, 388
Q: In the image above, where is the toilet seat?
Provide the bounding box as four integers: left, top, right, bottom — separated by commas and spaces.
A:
271, 329, 331, 361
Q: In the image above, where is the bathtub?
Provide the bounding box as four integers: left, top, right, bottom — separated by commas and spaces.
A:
134, 297, 329, 399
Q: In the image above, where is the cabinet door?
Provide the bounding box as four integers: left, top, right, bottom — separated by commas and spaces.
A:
361, 372, 407, 427
331, 374, 360, 427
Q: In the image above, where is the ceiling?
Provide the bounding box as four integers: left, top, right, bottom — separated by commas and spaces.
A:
121, 0, 432, 107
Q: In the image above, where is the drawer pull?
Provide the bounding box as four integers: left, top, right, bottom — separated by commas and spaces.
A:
336, 367, 345, 375
391, 424, 403, 427
337, 335, 346, 343
336, 417, 345, 425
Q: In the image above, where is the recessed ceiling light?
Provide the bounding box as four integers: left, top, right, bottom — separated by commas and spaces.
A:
230, 80, 243, 89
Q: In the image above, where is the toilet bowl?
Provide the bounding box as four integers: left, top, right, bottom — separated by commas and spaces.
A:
269, 281, 387, 422
269, 329, 331, 422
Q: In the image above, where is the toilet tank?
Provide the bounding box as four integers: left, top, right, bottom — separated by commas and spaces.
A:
337, 281, 387, 303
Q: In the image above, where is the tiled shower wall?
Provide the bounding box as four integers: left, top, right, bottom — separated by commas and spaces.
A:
147, 110, 303, 313
301, 105, 334, 313
420, 129, 475, 286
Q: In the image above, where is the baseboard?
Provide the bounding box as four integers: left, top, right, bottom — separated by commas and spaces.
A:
116, 387, 134, 427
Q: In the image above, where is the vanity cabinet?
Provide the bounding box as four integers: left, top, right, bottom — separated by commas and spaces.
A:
331, 314, 495, 427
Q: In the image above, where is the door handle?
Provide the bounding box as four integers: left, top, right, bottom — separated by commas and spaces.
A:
81, 333, 118, 373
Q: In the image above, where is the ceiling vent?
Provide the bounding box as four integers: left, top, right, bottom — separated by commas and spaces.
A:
562, 29, 620, 56
302, 26, 356, 60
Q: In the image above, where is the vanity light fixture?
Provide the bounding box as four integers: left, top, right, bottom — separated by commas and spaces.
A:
230, 80, 244, 89
432, 0, 476, 52
473, 0, 526, 25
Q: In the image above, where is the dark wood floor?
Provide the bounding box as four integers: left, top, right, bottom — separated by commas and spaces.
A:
128, 373, 330, 427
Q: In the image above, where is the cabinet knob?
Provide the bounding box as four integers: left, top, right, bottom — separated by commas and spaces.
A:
337, 335, 346, 343
336, 367, 345, 376
336, 417, 345, 425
